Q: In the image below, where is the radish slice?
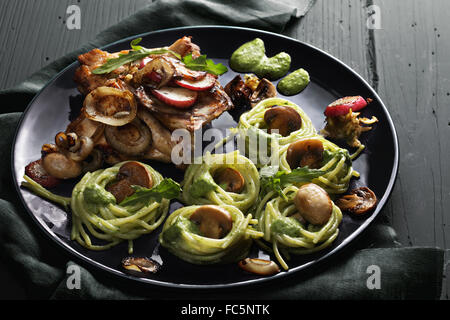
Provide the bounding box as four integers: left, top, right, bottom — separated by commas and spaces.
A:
324, 96, 370, 117
151, 87, 198, 109
25, 159, 61, 188
175, 73, 216, 91
139, 57, 152, 69
146, 71, 162, 83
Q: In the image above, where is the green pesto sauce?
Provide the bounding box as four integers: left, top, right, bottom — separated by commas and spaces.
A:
230, 38, 291, 80
271, 216, 302, 237
83, 184, 116, 206
189, 176, 218, 198
277, 68, 310, 96
161, 216, 200, 244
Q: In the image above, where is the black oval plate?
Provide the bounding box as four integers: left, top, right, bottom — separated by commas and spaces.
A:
12, 26, 398, 289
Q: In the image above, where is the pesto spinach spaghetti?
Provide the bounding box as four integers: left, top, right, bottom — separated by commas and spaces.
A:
180, 151, 260, 212
159, 204, 263, 264
238, 97, 317, 146
22, 161, 179, 253
254, 184, 343, 270
278, 136, 359, 195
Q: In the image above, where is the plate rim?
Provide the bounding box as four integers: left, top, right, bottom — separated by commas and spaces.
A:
11, 25, 399, 290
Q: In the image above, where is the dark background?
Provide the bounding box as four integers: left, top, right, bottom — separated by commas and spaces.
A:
0, 0, 448, 299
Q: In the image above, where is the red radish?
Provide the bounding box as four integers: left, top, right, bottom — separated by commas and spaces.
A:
151, 87, 198, 109
146, 71, 162, 83
139, 57, 152, 69
25, 159, 61, 188
324, 96, 371, 117
175, 73, 216, 91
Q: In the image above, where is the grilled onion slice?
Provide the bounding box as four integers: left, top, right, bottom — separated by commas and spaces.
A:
104, 118, 152, 156
83, 86, 137, 126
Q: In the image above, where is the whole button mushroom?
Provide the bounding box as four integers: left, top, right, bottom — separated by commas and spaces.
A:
293, 183, 333, 226
189, 205, 233, 239
263, 105, 302, 137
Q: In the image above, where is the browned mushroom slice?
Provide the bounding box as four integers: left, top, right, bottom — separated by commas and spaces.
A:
286, 139, 324, 169
224, 75, 253, 108
264, 105, 302, 136
122, 257, 160, 274
189, 205, 233, 239
117, 161, 153, 189
104, 118, 152, 156
106, 179, 134, 204
293, 183, 333, 225
238, 258, 280, 276
250, 78, 277, 106
335, 187, 377, 215
83, 86, 137, 126
106, 161, 153, 203
214, 167, 245, 193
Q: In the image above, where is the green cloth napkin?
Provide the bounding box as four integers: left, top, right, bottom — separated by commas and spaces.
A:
0, 0, 445, 300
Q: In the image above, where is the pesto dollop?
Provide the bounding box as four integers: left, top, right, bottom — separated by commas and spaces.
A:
277, 68, 310, 96
271, 216, 302, 237
230, 38, 291, 80
83, 184, 116, 206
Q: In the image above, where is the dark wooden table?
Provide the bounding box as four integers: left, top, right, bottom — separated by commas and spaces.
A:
0, 0, 448, 299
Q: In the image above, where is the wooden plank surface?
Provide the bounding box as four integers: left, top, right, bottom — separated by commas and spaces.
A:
0, 0, 448, 298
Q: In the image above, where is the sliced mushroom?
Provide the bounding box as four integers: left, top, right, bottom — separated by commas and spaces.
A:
335, 187, 377, 215
286, 139, 324, 169
106, 161, 153, 203
133, 56, 175, 88
106, 179, 134, 204
189, 205, 233, 239
104, 118, 152, 156
83, 86, 137, 126
250, 78, 277, 106
293, 183, 333, 225
41, 152, 82, 179
264, 105, 302, 136
117, 161, 153, 189
214, 167, 245, 193
224, 75, 253, 108
122, 257, 160, 274
238, 258, 280, 276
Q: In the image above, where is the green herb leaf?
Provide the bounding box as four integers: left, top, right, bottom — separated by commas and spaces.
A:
130, 37, 143, 51
182, 53, 228, 76
92, 37, 181, 75
260, 166, 324, 200
119, 178, 181, 206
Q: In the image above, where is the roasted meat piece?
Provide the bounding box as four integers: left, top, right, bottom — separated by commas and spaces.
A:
135, 81, 233, 131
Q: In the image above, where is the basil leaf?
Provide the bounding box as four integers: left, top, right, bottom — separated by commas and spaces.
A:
119, 178, 181, 206
92, 37, 181, 75
260, 167, 324, 200
92, 49, 150, 75
182, 53, 228, 76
